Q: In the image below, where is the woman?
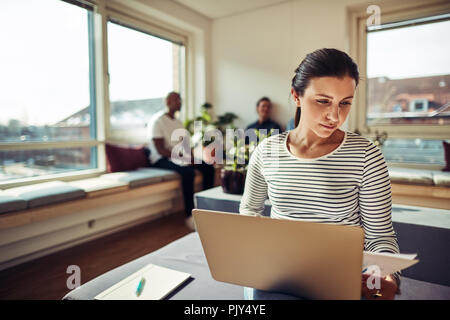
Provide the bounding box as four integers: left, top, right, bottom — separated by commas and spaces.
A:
240, 48, 400, 300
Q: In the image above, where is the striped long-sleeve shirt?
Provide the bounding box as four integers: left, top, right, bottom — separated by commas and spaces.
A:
240, 130, 400, 282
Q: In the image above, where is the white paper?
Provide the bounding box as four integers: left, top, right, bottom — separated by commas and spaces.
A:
362, 251, 419, 277
95, 264, 191, 300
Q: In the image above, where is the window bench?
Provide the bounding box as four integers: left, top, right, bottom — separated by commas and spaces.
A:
388, 167, 450, 210
0, 167, 214, 271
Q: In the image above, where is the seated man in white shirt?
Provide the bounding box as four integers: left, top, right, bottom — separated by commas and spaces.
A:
147, 92, 215, 230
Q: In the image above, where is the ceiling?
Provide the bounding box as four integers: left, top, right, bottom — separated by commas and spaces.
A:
172, 0, 290, 19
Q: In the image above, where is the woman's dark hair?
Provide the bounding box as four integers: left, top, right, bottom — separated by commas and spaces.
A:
291, 48, 360, 128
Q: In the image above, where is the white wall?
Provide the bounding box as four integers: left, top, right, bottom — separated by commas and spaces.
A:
211, 0, 389, 130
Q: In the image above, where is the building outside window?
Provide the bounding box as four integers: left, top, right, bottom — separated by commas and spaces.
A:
361, 11, 450, 166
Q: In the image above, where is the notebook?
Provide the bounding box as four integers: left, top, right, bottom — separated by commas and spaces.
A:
94, 264, 191, 300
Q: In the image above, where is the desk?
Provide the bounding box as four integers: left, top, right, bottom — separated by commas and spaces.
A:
195, 186, 450, 287
63, 232, 243, 300
63, 232, 450, 300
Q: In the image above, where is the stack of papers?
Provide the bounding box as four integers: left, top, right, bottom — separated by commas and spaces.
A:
95, 264, 191, 300
362, 251, 419, 277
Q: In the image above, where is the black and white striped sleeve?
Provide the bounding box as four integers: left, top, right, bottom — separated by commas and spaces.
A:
360, 141, 401, 284
360, 142, 400, 254
239, 144, 268, 216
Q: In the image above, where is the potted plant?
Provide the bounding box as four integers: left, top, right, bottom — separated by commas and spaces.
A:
221, 129, 275, 194
184, 103, 238, 149
184, 102, 239, 172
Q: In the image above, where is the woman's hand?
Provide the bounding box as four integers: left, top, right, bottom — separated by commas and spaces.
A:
361, 274, 398, 300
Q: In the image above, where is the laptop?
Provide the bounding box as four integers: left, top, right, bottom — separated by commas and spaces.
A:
192, 209, 365, 300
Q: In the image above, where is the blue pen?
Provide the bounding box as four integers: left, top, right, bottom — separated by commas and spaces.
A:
362, 268, 367, 273
136, 277, 146, 296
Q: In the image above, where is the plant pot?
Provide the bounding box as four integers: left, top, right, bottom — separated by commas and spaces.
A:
221, 168, 246, 195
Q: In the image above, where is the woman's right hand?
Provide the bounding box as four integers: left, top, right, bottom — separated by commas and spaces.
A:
361, 273, 398, 300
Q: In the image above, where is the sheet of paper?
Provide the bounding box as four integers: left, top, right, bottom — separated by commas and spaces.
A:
362, 251, 419, 277
95, 264, 191, 300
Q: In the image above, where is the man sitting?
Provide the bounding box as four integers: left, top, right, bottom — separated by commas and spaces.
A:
147, 92, 215, 230
246, 97, 282, 141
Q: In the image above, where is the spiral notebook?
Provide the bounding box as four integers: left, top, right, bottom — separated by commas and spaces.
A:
94, 264, 191, 300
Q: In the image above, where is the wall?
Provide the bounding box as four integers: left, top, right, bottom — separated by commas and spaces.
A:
211, 0, 394, 130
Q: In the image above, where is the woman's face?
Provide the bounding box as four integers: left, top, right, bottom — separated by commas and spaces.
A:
292, 76, 356, 138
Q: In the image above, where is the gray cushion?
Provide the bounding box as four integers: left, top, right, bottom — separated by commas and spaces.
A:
68, 177, 128, 193
388, 167, 434, 186
0, 191, 27, 214
101, 169, 167, 188
137, 167, 180, 181
432, 171, 450, 187
3, 181, 86, 208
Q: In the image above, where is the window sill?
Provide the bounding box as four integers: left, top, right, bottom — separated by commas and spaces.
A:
0, 169, 106, 190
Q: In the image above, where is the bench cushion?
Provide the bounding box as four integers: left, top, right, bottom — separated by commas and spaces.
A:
137, 167, 180, 181
101, 169, 170, 188
432, 171, 450, 187
0, 191, 27, 214
68, 177, 129, 196
3, 181, 86, 209
105, 143, 150, 173
388, 167, 434, 186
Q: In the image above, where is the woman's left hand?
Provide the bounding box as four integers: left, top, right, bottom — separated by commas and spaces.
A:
361, 274, 398, 300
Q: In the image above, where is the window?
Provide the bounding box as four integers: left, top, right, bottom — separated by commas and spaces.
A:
350, 3, 450, 167
366, 15, 450, 127
107, 20, 185, 141
0, 0, 98, 183
381, 139, 445, 165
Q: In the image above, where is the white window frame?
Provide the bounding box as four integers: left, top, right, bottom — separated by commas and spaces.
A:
347, 0, 450, 169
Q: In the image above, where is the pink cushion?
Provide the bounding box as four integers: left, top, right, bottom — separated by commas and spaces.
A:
105, 143, 150, 173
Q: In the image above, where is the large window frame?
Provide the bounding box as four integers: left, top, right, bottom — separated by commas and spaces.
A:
347, 0, 450, 169
105, 12, 187, 144
0, 0, 191, 189
0, 0, 104, 188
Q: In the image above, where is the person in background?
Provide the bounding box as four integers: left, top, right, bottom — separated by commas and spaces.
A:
246, 97, 282, 133
246, 97, 282, 144
147, 92, 215, 230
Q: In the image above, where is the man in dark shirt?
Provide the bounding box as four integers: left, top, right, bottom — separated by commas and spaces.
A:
246, 97, 282, 144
